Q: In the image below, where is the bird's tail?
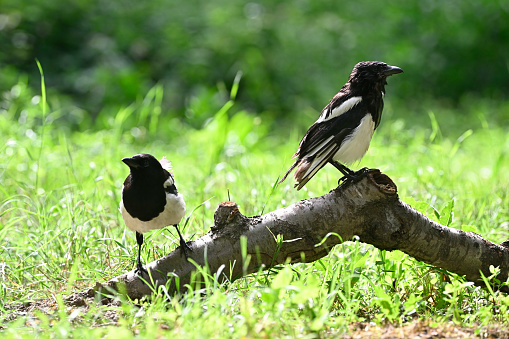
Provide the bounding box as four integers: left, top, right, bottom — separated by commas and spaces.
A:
277, 160, 299, 186
292, 143, 340, 190
278, 156, 326, 191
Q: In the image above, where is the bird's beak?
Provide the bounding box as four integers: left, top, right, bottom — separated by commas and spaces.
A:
122, 157, 140, 168
383, 65, 403, 76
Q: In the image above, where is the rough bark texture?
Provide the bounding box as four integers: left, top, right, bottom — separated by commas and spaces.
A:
90, 170, 509, 300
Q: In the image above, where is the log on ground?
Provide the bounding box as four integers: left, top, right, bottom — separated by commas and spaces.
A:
92, 170, 509, 300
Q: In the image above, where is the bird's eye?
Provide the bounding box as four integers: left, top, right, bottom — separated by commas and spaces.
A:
143, 160, 149, 167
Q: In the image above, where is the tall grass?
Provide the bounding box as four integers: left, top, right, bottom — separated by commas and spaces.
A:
1, 77, 509, 337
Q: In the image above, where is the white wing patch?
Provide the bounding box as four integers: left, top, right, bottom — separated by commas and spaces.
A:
163, 175, 175, 187
316, 96, 362, 123
332, 114, 375, 164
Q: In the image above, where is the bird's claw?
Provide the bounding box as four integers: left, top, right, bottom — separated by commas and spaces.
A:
337, 167, 371, 186
135, 262, 148, 276
354, 167, 370, 177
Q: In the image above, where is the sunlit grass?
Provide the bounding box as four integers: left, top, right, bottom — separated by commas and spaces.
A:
1, 77, 509, 337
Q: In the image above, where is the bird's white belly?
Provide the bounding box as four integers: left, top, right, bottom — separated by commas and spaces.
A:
119, 193, 186, 233
333, 114, 375, 164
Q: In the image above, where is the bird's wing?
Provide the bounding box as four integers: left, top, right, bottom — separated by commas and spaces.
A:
278, 93, 359, 185
297, 102, 367, 158
290, 103, 369, 189
292, 122, 352, 190
164, 171, 179, 195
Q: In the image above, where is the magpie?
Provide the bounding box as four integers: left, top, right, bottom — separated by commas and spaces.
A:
278, 61, 403, 190
119, 153, 189, 274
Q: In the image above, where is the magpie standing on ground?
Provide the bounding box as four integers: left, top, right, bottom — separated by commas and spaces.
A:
120, 153, 189, 274
278, 61, 403, 190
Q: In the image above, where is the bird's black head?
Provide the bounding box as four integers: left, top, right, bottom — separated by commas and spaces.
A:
351, 61, 403, 80
348, 61, 403, 93
122, 153, 164, 175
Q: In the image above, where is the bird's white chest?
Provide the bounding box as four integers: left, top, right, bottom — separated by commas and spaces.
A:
119, 192, 186, 233
333, 114, 375, 164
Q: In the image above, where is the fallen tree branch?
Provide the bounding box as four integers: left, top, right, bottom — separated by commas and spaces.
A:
87, 170, 509, 300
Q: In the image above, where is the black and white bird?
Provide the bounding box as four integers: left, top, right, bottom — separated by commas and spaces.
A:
279, 61, 403, 190
119, 153, 189, 274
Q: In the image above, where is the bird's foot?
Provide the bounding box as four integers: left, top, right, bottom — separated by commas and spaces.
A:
134, 261, 148, 276
337, 167, 371, 186
179, 240, 193, 259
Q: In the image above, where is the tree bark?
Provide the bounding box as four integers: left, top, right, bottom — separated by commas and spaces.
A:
92, 170, 509, 300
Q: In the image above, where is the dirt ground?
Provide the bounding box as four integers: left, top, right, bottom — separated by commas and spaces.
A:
346, 321, 509, 338
3, 294, 509, 338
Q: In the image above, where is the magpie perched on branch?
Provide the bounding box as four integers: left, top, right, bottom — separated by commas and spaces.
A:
279, 61, 403, 190
119, 153, 189, 275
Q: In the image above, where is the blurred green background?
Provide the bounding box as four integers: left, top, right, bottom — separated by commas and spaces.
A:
2, 2, 509, 331
2, 0, 508, 129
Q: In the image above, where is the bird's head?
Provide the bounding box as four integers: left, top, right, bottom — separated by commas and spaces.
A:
348, 61, 403, 93
122, 153, 163, 174
352, 61, 403, 79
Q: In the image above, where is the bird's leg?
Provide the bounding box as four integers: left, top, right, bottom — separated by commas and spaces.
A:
330, 160, 355, 177
173, 224, 192, 258
135, 231, 148, 275
329, 161, 369, 185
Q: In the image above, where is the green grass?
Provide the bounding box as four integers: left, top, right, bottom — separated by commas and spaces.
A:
1, 77, 509, 338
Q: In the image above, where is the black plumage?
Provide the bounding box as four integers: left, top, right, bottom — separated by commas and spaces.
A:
279, 61, 403, 190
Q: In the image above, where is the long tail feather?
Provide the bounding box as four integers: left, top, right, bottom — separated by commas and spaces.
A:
278, 160, 299, 185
